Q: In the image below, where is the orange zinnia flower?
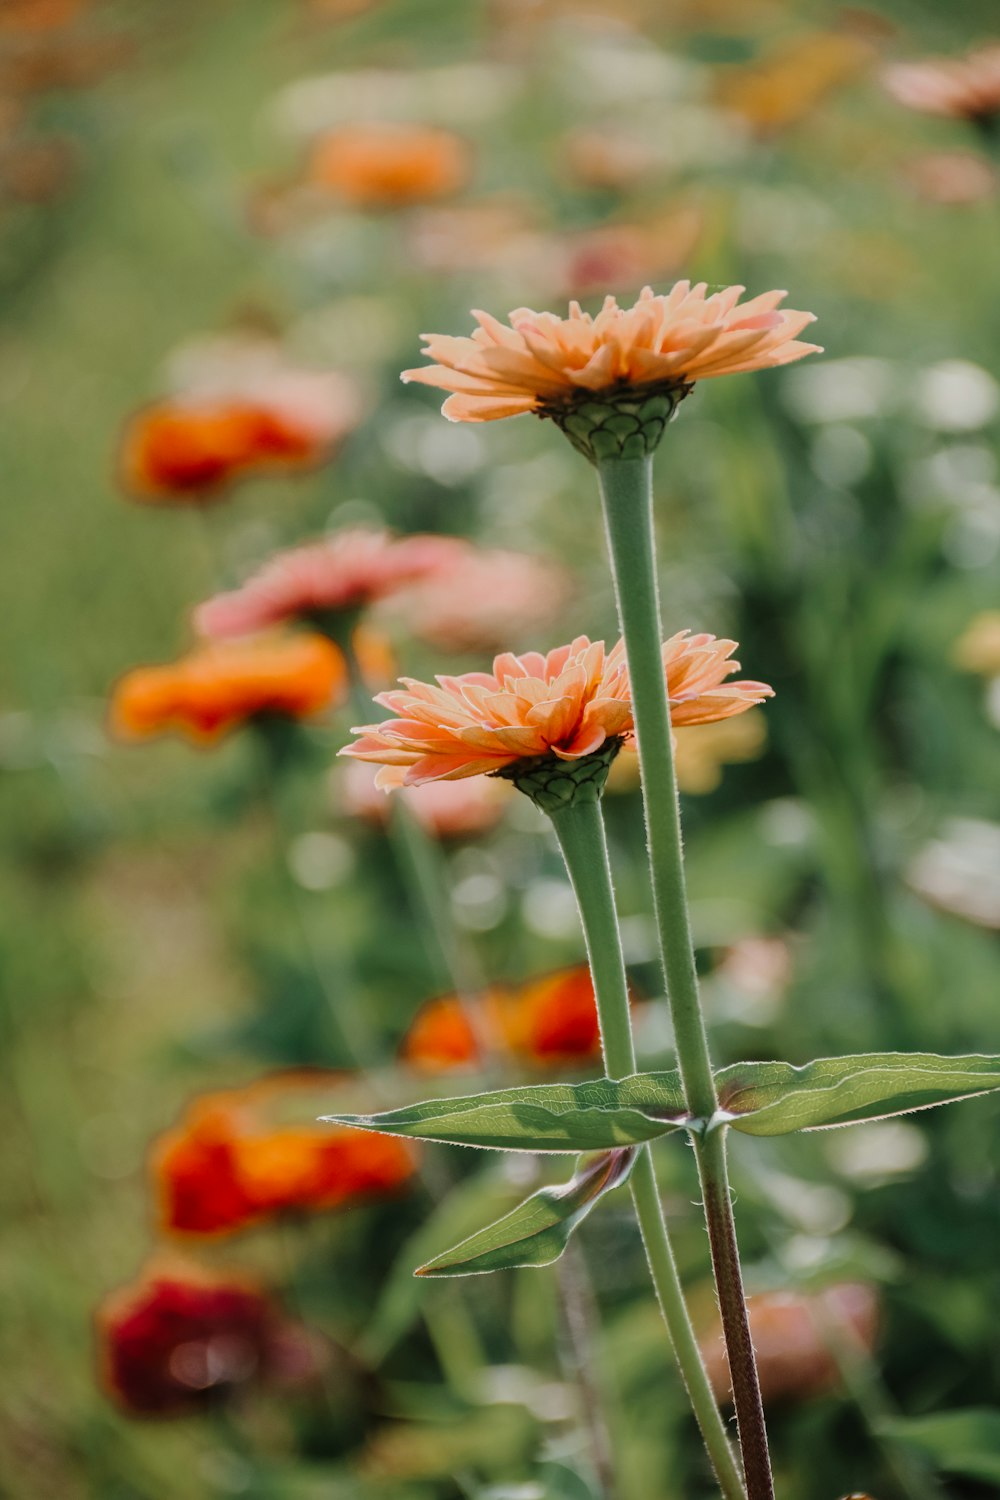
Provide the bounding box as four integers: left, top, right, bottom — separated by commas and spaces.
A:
342, 632, 772, 789
110, 634, 345, 744
882, 46, 1000, 125
120, 390, 353, 503
308, 123, 471, 209
402, 966, 606, 1071
194, 528, 465, 639
153, 1078, 417, 1236
401, 282, 821, 424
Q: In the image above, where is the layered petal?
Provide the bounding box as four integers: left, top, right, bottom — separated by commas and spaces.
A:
403, 282, 821, 424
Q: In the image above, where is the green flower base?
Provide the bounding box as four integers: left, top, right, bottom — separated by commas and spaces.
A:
494, 737, 624, 813
539, 380, 694, 464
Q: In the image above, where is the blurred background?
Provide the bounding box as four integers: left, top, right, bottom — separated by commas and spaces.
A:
2, 1, 1000, 1497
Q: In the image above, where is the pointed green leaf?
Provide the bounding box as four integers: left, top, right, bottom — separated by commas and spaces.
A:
716, 1053, 1000, 1136
321, 1072, 687, 1152
416, 1148, 636, 1277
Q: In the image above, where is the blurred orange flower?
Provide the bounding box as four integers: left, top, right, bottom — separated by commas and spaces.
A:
110, 634, 346, 745
344, 633, 772, 788
402, 283, 820, 424
308, 123, 471, 208
194, 528, 465, 639
97, 1260, 311, 1415
882, 45, 1000, 125
340, 759, 511, 838
700, 1284, 878, 1406
402, 966, 606, 1070
120, 384, 355, 503
154, 1078, 417, 1236
715, 31, 873, 136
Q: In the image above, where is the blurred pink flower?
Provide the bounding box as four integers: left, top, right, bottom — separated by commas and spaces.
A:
882, 45, 1000, 124
901, 150, 997, 204
392, 544, 572, 653
195, 528, 466, 638
700, 1284, 878, 1407
339, 759, 511, 837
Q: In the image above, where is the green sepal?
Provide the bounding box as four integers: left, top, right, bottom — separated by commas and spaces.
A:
321, 1072, 688, 1153
493, 738, 623, 813
416, 1147, 636, 1277
541, 381, 693, 464
716, 1052, 1000, 1135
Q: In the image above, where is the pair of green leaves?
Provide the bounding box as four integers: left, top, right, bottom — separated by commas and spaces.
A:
323, 1052, 1000, 1277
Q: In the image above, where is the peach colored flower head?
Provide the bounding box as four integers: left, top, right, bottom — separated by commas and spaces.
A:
343, 636, 632, 789
882, 46, 1000, 124
390, 543, 572, 654
308, 123, 471, 209
401, 282, 821, 425
339, 759, 511, 838
110, 634, 346, 745
194, 528, 466, 639
341, 631, 772, 789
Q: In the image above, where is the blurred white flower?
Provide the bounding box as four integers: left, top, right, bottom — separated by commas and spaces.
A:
906, 818, 1000, 928
781, 357, 897, 424
914, 359, 1000, 433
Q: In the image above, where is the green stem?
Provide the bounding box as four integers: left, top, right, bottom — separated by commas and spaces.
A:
343, 659, 488, 1016
596, 454, 772, 1500
549, 797, 744, 1500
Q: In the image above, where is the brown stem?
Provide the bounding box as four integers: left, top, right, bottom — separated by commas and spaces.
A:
697, 1132, 773, 1500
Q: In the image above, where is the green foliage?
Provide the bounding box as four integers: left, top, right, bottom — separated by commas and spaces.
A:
323, 1075, 686, 1151
717, 1053, 1000, 1134
877, 1408, 1000, 1485
416, 1148, 635, 1276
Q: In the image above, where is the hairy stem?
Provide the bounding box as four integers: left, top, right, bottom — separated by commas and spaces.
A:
596, 454, 772, 1500
550, 797, 745, 1500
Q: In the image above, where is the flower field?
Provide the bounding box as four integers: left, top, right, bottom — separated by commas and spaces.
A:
2, 3, 1000, 1498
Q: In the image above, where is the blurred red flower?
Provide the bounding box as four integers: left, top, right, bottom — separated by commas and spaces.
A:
402, 965, 609, 1071
97, 1262, 302, 1415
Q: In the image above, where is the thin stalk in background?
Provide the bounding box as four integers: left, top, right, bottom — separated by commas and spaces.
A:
596, 453, 772, 1500
342, 652, 492, 1047
549, 794, 745, 1500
